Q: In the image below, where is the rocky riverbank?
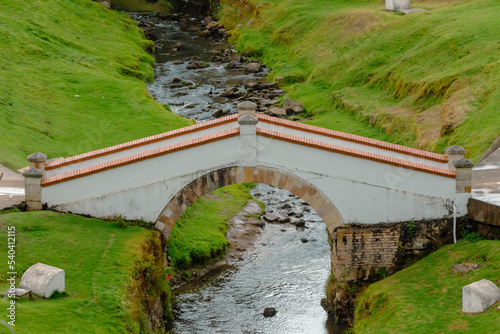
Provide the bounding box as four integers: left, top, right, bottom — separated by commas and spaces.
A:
134, 12, 308, 121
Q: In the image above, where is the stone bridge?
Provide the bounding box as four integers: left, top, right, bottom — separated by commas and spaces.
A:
24, 102, 473, 292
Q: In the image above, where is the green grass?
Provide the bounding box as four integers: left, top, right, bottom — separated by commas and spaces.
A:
111, 0, 172, 12
168, 184, 256, 269
219, 0, 500, 161
352, 240, 500, 333
0, 0, 192, 170
0, 210, 163, 333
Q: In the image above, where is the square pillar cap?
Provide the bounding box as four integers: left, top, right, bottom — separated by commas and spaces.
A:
238, 101, 257, 111
28, 152, 47, 162
445, 145, 466, 155
23, 168, 44, 178
238, 114, 258, 125
454, 158, 474, 169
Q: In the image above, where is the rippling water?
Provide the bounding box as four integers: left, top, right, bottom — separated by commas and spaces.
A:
173, 185, 346, 334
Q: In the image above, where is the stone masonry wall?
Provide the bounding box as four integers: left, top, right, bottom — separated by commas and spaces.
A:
332, 216, 497, 284
334, 227, 399, 282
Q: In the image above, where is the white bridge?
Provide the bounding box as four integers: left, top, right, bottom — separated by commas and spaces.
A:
24, 102, 472, 238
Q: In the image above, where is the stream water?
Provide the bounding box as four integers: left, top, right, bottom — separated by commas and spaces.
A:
128, 12, 347, 333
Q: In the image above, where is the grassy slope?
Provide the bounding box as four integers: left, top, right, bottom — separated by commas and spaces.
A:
353, 240, 500, 333
219, 0, 499, 161
0, 0, 192, 170
0, 211, 156, 334
168, 184, 256, 269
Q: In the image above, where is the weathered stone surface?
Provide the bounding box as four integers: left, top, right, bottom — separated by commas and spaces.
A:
454, 158, 474, 169
282, 97, 305, 113
238, 101, 257, 111
451, 263, 485, 274
202, 16, 213, 26
23, 168, 43, 178
468, 198, 500, 226
27, 152, 47, 162
463, 279, 500, 313
220, 87, 244, 98
268, 107, 287, 117
244, 62, 263, 73
100, 1, 111, 9
238, 115, 258, 125
385, 0, 410, 11
263, 307, 276, 317
263, 213, 279, 222
20, 263, 65, 298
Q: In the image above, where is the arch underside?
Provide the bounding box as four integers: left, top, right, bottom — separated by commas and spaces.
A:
155, 166, 345, 239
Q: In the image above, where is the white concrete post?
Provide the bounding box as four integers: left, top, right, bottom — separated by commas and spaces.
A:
238, 101, 258, 166
445, 145, 466, 172
454, 158, 473, 193
24, 152, 47, 211
386, 0, 410, 11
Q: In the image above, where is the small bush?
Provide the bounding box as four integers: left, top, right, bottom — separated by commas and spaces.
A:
460, 230, 484, 243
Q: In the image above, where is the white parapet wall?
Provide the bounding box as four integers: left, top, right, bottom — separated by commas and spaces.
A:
39, 113, 470, 225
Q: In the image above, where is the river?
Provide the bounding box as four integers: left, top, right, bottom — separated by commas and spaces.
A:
128, 12, 347, 333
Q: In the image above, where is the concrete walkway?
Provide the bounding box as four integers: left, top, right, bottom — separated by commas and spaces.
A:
0, 164, 25, 210
472, 145, 500, 203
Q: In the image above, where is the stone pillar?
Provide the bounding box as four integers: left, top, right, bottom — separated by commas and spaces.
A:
238, 101, 257, 117
238, 102, 258, 166
454, 158, 474, 193
24, 168, 44, 211
445, 145, 466, 171
24, 152, 47, 211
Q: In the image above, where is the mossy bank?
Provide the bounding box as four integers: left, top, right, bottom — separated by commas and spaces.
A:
218, 0, 500, 162
0, 211, 172, 333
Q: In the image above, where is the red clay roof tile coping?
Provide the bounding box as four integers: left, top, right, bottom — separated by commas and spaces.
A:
256, 128, 455, 179
45, 114, 239, 171
42, 128, 240, 187
257, 114, 448, 163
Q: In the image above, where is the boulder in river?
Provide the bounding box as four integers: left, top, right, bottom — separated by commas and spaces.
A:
283, 97, 305, 114
244, 62, 263, 73
212, 109, 230, 118
263, 213, 279, 222
295, 219, 306, 228
172, 42, 186, 50
263, 307, 276, 317
220, 87, 244, 98
186, 61, 209, 69
202, 16, 214, 26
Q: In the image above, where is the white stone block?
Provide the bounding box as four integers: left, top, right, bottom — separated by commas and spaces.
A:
462, 279, 500, 313
20, 263, 65, 298
386, 0, 410, 11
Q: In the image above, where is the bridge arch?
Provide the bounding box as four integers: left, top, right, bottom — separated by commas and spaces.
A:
154, 165, 345, 239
